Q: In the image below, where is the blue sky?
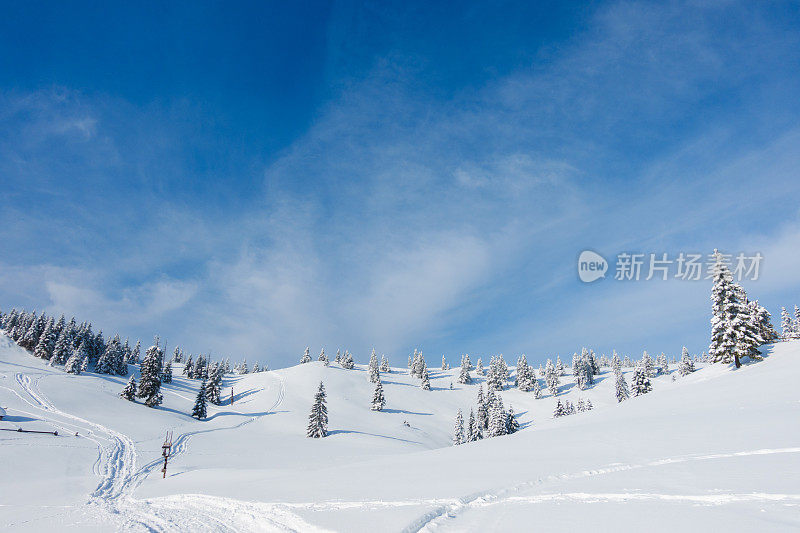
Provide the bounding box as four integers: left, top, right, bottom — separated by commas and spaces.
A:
2, 0, 800, 368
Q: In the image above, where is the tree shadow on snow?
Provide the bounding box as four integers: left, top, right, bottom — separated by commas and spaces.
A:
382, 408, 433, 416
2, 415, 38, 423
327, 429, 423, 445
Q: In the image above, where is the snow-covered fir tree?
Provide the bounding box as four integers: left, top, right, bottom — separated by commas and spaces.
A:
300, 346, 312, 364
368, 349, 380, 383
631, 364, 652, 396
64, 348, 82, 374
130, 339, 141, 365
467, 409, 481, 441
477, 386, 489, 430
678, 346, 695, 376
656, 352, 668, 375
544, 359, 559, 396
615, 368, 629, 402
318, 348, 329, 366
781, 307, 794, 339
556, 356, 565, 376
453, 409, 465, 445
506, 405, 519, 434
192, 379, 208, 420
475, 358, 484, 376
380, 354, 390, 373
162, 361, 173, 383
206, 362, 223, 405
120, 376, 137, 401
137, 340, 164, 408
183, 354, 194, 377
488, 396, 507, 437
458, 355, 472, 384
172, 346, 182, 363
531, 374, 542, 399
515, 355, 533, 391
586, 399, 593, 411
341, 350, 354, 369
441, 355, 449, 370
420, 367, 431, 390
371, 376, 386, 411
306, 382, 328, 438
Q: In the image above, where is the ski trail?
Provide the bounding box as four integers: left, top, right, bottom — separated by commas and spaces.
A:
5, 363, 310, 532
403, 446, 800, 532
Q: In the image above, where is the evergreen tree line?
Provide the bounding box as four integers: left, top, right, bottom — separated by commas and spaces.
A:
779, 305, 800, 340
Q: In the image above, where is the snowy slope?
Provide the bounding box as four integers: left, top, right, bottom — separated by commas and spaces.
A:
1, 334, 799, 532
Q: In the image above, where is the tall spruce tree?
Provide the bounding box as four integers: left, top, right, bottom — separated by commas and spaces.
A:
300, 347, 312, 364
453, 409, 465, 445
615, 370, 629, 402
307, 382, 328, 438
631, 365, 652, 396
137, 340, 164, 408
192, 379, 208, 420
120, 376, 137, 401
371, 377, 386, 411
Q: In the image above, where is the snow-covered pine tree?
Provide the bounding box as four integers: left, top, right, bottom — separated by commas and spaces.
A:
300, 347, 312, 364
162, 361, 173, 383
475, 358, 484, 375
206, 362, 222, 405
335, 349, 342, 364
458, 355, 472, 384
120, 376, 137, 401
137, 340, 164, 408
341, 351, 354, 369
586, 399, 593, 410
441, 355, 448, 370
640, 351, 655, 377
678, 346, 695, 376
420, 367, 431, 390
129, 339, 141, 364
371, 377, 386, 411
192, 379, 208, 420
319, 348, 329, 366
173, 346, 182, 364
532, 374, 542, 399
50, 328, 73, 366
506, 405, 520, 434
631, 364, 652, 396
781, 306, 793, 339
183, 354, 194, 377
544, 359, 559, 396
368, 349, 380, 383
380, 354, 390, 373
64, 348, 82, 374
33, 322, 56, 360
709, 249, 742, 365
577, 398, 586, 412
656, 353, 668, 375
615, 370, 629, 402
556, 356, 564, 376
307, 382, 328, 438
467, 409, 481, 441
752, 301, 778, 343
453, 409, 465, 445
795, 305, 800, 338
515, 355, 531, 391
252, 362, 260, 373
488, 396, 507, 437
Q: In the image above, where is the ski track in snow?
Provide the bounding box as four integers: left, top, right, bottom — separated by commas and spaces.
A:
402, 447, 800, 532
1, 363, 311, 532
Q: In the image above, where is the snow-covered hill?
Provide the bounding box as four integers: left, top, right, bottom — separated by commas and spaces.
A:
1, 334, 799, 532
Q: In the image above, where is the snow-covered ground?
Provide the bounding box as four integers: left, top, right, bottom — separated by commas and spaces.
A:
1, 334, 799, 532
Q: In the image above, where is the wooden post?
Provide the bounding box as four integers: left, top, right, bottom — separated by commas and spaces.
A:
161, 431, 173, 479
231, 388, 234, 405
